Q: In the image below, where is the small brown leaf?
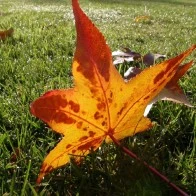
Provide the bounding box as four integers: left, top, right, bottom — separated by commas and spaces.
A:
135, 15, 151, 22
0, 28, 14, 40
10, 148, 21, 163
112, 48, 141, 65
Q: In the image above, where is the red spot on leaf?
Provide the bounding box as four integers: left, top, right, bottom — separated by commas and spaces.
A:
69, 100, 80, 113
94, 111, 103, 120
77, 140, 94, 151
72, 150, 76, 154
97, 102, 106, 110
97, 98, 101, 101
102, 121, 106, 126
89, 131, 96, 137
76, 61, 96, 84
97, 58, 110, 82
46, 94, 68, 108
76, 121, 83, 129
90, 87, 98, 94
154, 71, 165, 84
164, 60, 176, 73
58, 96, 68, 108
66, 144, 72, 149
144, 96, 150, 100
79, 136, 88, 142
55, 112, 76, 124
117, 103, 127, 116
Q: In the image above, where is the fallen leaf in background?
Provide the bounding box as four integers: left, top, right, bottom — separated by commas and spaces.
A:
135, 15, 151, 22
113, 56, 134, 65
112, 48, 141, 65
30, 0, 196, 183
112, 47, 166, 66
143, 53, 166, 66
112, 49, 141, 58
124, 67, 142, 81
0, 28, 14, 40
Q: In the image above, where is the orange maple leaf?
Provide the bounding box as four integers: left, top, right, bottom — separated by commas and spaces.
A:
30, 0, 196, 183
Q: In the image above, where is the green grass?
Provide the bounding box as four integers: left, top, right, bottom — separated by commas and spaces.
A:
0, 0, 196, 195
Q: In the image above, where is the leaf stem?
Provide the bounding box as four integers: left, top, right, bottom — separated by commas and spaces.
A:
109, 134, 189, 196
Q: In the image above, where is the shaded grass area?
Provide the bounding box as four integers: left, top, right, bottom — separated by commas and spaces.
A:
0, 0, 196, 195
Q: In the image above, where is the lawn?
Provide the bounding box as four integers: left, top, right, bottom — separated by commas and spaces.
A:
0, 0, 196, 195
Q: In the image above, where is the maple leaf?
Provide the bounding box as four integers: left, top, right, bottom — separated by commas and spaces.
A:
30, 0, 196, 183
0, 28, 14, 41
